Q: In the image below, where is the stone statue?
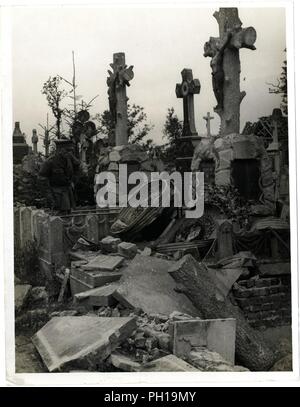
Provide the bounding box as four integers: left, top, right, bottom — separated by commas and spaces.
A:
107, 53, 134, 146
204, 8, 257, 135
204, 32, 232, 111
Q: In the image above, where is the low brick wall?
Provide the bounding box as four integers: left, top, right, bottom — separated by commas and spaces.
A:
233, 275, 291, 328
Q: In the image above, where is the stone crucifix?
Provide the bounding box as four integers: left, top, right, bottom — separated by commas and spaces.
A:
176, 68, 201, 138
107, 52, 134, 146
203, 112, 214, 137
204, 8, 257, 135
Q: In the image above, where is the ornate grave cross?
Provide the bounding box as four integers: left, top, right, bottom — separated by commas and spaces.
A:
107, 52, 134, 146
203, 112, 214, 137
176, 69, 201, 138
31, 129, 38, 154
204, 8, 257, 135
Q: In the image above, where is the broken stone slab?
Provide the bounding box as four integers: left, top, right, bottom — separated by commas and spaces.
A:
141, 354, 199, 372
15, 284, 32, 314
71, 264, 122, 288
69, 250, 101, 262
118, 241, 138, 259
32, 316, 136, 372
110, 352, 141, 372
172, 318, 236, 365
100, 236, 121, 253
70, 271, 122, 295
73, 284, 119, 308
81, 254, 124, 271
188, 349, 248, 372
113, 255, 199, 316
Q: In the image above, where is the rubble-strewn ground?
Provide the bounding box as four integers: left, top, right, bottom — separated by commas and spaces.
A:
15, 301, 292, 373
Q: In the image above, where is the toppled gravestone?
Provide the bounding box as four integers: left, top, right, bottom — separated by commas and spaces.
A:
70, 255, 124, 295
113, 255, 199, 316
32, 316, 136, 372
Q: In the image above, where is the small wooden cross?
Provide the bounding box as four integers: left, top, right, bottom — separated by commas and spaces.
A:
176, 68, 201, 138
203, 112, 214, 137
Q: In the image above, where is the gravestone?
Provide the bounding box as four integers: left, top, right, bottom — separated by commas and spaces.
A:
14, 207, 21, 252
204, 8, 256, 135
107, 52, 134, 146
19, 207, 33, 248
175, 69, 201, 172
216, 219, 233, 260
85, 214, 99, 244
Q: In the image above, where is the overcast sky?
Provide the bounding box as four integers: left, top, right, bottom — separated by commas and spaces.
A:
12, 5, 286, 147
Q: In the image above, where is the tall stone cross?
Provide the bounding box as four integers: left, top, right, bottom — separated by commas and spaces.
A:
176, 69, 201, 138
204, 8, 257, 135
31, 129, 38, 154
107, 52, 134, 146
203, 112, 214, 137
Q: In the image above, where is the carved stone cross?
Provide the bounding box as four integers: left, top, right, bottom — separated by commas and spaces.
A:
31, 129, 38, 154
203, 112, 214, 137
204, 8, 257, 135
107, 52, 134, 146
176, 68, 201, 138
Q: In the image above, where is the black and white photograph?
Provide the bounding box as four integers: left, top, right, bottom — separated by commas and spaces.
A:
1, 0, 299, 387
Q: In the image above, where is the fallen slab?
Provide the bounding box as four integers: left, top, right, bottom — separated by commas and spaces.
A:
172, 318, 236, 364
141, 354, 199, 372
73, 284, 118, 308
113, 255, 198, 316
71, 266, 122, 287
81, 254, 124, 271
32, 316, 136, 372
70, 271, 122, 295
